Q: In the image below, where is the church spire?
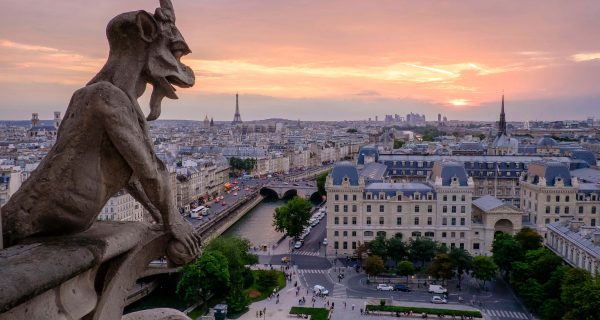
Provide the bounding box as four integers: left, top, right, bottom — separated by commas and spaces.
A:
498, 92, 507, 136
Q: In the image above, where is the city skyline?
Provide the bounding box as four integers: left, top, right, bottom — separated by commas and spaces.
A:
1, 0, 600, 121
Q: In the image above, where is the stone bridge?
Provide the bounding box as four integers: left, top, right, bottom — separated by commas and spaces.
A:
260, 183, 320, 200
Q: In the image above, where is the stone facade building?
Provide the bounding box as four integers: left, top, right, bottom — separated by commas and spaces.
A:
325, 161, 520, 257
546, 219, 600, 276
98, 191, 145, 222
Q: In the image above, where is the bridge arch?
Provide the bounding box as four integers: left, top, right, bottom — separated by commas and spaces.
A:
282, 189, 298, 200
259, 187, 279, 200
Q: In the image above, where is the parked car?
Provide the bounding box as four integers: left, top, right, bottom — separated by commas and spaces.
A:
313, 285, 329, 296
431, 296, 447, 304
394, 284, 411, 292
428, 285, 447, 294
294, 241, 302, 249
322, 238, 328, 245
376, 284, 394, 291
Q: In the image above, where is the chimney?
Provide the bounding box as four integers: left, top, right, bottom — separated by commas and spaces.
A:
594, 231, 600, 244
568, 220, 584, 233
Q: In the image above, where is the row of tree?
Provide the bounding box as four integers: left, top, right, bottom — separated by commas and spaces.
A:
176, 236, 258, 314
358, 235, 499, 288
228, 157, 257, 176
491, 228, 600, 320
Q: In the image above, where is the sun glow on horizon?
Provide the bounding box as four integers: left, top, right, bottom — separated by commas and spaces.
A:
448, 99, 470, 106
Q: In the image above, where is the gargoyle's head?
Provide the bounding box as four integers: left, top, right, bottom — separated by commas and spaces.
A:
104, 0, 195, 121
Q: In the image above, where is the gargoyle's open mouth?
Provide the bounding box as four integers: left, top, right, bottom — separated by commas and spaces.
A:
166, 75, 193, 88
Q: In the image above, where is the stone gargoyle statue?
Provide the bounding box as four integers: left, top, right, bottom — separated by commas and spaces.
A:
1, 0, 200, 264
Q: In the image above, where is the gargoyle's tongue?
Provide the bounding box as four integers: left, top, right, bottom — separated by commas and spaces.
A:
147, 86, 165, 121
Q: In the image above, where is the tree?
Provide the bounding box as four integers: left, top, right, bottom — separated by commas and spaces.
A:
449, 248, 472, 285
408, 237, 437, 267
272, 196, 312, 239
492, 233, 523, 275
396, 260, 415, 284
563, 279, 600, 320
393, 139, 404, 149
471, 256, 497, 289
315, 171, 329, 196
205, 236, 258, 274
177, 250, 230, 303
539, 299, 564, 320
387, 236, 408, 263
517, 278, 544, 311
428, 253, 454, 284
355, 242, 368, 260
363, 255, 385, 276
368, 235, 388, 259
529, 249, 564, 284
515, 227, 543, 251
561, 268, 592, 314
226, 284, 250, 314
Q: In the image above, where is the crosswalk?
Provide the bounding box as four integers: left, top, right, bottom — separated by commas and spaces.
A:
292, 250, 321, 256
298, 269, 328, 274
331, 284, 346, 298
483, 309, 529, 319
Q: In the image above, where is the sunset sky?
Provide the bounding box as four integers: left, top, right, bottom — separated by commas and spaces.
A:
1, 0, 600, 121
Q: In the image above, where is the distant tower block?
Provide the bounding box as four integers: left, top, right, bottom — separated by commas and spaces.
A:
203, 114, 210, 128
232, 93, 242, 125
54, 111, 62, 129
31, 113, 40, 127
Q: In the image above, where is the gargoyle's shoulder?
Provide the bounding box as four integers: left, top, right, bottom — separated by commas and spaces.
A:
73, 81, 131, 107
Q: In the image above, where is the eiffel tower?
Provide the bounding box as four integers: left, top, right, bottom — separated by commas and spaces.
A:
232, 93, 242, 124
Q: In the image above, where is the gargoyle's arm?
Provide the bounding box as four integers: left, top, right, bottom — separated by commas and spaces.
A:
126, 176, 163, 224
96, 83, 199, 254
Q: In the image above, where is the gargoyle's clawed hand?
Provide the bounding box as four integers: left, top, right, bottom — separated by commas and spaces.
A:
168, 221, 202, 259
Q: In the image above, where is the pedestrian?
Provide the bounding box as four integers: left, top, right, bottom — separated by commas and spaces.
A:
352, 304, 355, 311
256, 310, 258, 318
360, 308, 363, 315
331, 302, 335, 309
344, 302, 346, 309
259, 310, 262, 317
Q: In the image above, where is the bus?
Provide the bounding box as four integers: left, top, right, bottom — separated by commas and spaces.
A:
190, 206, 209, 218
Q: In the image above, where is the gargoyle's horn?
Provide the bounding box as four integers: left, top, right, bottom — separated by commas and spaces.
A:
159, 0, 175, 22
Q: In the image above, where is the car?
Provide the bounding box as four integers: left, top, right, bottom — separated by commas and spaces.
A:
431, 296, 447, 304
322, 238, 328, 245
376, 284, 394, 291
428, 285, 447, 294
393, 284, 411, 292
313, 285, 329, 296
233, 192, 238, 196
294, 241, 302, 249
281, 256, 289, 263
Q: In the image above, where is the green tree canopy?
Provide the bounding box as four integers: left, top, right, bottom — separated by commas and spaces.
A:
471, 256, 498, 288
396, 260, 415, 283
449, 247, 473, 283
368, 235, 388, 259
316, 171, 329, 196
428, 253, 454, 284
393, 139, 405, 149
177, 250, 230, 303
515, 227, 543, 251
492, 233, 523, 275
408, 237, 437, 267
273, 196, 312, 239
387, 236, 408, 263
363, 255, 385, 276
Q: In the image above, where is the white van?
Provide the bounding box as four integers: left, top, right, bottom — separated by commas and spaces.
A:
428, 284, 447, 294
190, 206, 207, 218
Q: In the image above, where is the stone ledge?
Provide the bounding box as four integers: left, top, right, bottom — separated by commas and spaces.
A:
0, 221, 152, 313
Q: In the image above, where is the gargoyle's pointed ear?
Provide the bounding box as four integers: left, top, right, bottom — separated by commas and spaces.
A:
136, 11, 158, 43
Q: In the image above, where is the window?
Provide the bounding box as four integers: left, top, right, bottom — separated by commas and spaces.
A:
397, 205, 402, 213
425, 231, 434, 237
397, 195, 402, 201
343, 242, 347, 249
343, 231, 348, 237
379, 205, 384, 213
428, 205, 433, 213
395, 232, 403, 239
451, 218, 456, 226
579, 206, 584, 214
459, 243, 465, 249
334, 231, 339, 236
396, 217, 402, 225
334, 241, 339, 249
335, 195, 339, 201
442, 232, 447, 238
364, 231, 373, 237
461, 206, 465, 213
593, 207, 597, 214
460, 232, 465, 238
343, 217, 348, 225
412, 231, 422, 237
443, 206, 448, 213
343, 195, 348, 201
366, 205, 371, 213
414, 217, 419, 225
443, 195, 447, 201
343, 205, 348, 213
334, 217, 339, 225
592, 219, 596, 227
379, 217, 384, 225
442, 217, 447, 225
377, 231, 387, 237
352, 217, 357, 225
451, 206, 456, 213
566, 195, 570, 202
352, 205, 357, 212
334, 205, 339, 212
547, 195, 551, 202
473, 243, 480, 250
415, 205, 420, 213
546, 206, 550, 214
352, 242, 357, 249
545, 218, 550, 224
555, 206, 560, 214
556, 195, 560, 202
461, 195, 466, 202
564, 207, 569, 214
352, 231, 357, 236
452, 195, 457, 201
366, 217, 371, 225
427, 217, 432, 225
460, 218, 465, 226
451, 232, 456, 238
353, 195, 357, 201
